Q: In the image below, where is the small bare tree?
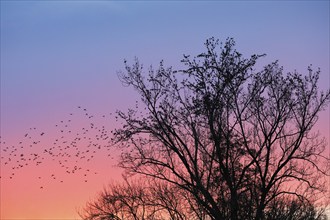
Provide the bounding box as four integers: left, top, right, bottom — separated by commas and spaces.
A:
80, 177, 202, 220
265, 196, 328, 220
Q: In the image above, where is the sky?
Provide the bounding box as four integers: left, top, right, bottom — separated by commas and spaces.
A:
0, 1, 329, 219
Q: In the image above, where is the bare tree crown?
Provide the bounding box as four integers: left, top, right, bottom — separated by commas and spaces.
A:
84, 38, 330, 220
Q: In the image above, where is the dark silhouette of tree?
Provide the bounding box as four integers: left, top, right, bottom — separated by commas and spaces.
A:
265, 196, 328, 220
82, 38, 330, 220
81, 186, 327, 220
80, 177, 203, 220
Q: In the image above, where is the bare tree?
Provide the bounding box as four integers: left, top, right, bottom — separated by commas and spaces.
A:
80, 177, 202, 220
80, 178, 157, 220
265, 196, 328, 220
84, 38, 330, 219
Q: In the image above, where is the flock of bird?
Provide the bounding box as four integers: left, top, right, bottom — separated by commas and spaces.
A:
1, 106, 122, 189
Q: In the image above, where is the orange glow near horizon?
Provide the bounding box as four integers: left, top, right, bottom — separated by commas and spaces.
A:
2, 145, 124, 219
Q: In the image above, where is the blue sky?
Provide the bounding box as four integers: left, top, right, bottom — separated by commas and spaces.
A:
2, 1, 328, 134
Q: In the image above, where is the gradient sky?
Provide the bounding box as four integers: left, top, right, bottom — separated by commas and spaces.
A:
1, 1, 329, 219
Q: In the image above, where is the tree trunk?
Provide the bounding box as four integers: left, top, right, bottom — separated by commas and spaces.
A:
230, 191, 239, 220
255, 198, 265, 220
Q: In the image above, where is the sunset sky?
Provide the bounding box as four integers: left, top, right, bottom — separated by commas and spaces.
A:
1, 1, 329, 219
